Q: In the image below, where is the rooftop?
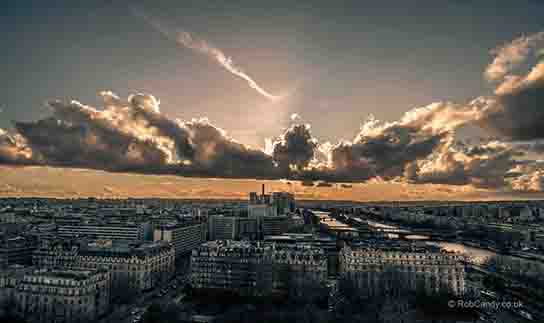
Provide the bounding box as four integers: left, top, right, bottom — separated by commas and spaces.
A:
348, 240, 451, 254
199, 240, 269, 251
81, 240, 171, 257
27, 268, 105, 282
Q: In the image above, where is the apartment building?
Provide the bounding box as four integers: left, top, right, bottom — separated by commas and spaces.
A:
191, 240, 273, 296
32, 238, 175, 298
269, 242, 328, 292
339, 242, 466, 296
10, 268, 110, 323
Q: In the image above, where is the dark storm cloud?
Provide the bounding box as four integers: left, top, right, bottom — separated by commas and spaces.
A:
181, 119, 278, 178
318, 115, 448, 183
337, 125, 445, 179
125, 93, 195, 160
272, 124, 318, 172
478, 79, 544, 141
476, 32, 544, 141
2, 93, 278, 179
15, 114, 169, 172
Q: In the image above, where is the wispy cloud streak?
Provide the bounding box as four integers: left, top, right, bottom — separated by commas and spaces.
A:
131, 7, 282, 101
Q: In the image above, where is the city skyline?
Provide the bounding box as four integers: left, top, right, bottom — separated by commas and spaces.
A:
1, 1, 544, 200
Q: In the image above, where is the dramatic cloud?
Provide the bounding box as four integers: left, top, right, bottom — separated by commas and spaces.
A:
477, 32, 544, 141
406, 140, 521, 189
2, 31, 544, 192
181, 118, 278, 178
484, 32, 544, 82
272, 124, 318, 172
131, 8, 281, 101
2, 93, 279, 179
14, 100, 171, 172
322, 104, 466, 182
0, 129, 33, 164
510, 161, 544, 192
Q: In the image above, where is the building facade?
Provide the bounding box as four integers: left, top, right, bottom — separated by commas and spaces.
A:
4, 268, 110, 323
32, 237, 82, 269
269, 242, 328, 292
339, 242, 466, 296
0, 235, 38, 269
259, 216, 290, 237
191, 240, 273, 296
154, 222, 207, 259
58, 221, 152, 241
264, 233, 338, 277
32, 238, 175, 298
207, 215, 259, 241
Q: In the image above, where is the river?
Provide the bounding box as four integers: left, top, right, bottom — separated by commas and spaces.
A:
320, 211, 544, 271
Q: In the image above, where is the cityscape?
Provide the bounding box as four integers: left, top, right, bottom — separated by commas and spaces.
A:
1, 191, 544, 322
2, 1, 544, 323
